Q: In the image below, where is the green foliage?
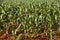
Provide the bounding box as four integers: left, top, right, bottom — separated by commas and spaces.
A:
0, 0, 60, 40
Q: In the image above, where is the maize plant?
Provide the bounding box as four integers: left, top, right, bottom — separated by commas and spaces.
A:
0, 0, 60, 40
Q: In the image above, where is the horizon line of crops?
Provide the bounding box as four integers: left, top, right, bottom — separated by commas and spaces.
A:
0, 1, 60, 40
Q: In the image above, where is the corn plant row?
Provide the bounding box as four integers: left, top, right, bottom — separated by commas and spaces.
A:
0, 1, 60, 40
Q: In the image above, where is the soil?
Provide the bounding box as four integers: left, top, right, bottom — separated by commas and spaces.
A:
0, 30, 60, 40
0, 23, 60, 40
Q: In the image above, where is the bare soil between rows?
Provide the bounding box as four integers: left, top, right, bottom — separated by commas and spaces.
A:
0, 30, 60, 40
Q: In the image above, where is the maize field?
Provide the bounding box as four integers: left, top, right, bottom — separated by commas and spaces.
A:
0, 0, 60, 40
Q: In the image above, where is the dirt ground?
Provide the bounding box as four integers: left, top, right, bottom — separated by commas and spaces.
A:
0, 30, 60, 40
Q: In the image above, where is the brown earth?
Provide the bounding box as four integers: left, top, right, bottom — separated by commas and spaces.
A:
0, 31, 60, 40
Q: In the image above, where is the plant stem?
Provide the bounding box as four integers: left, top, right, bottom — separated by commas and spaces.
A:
24, 30, 27, 40
50, 24, 52, 40
50, 29, 52, 40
